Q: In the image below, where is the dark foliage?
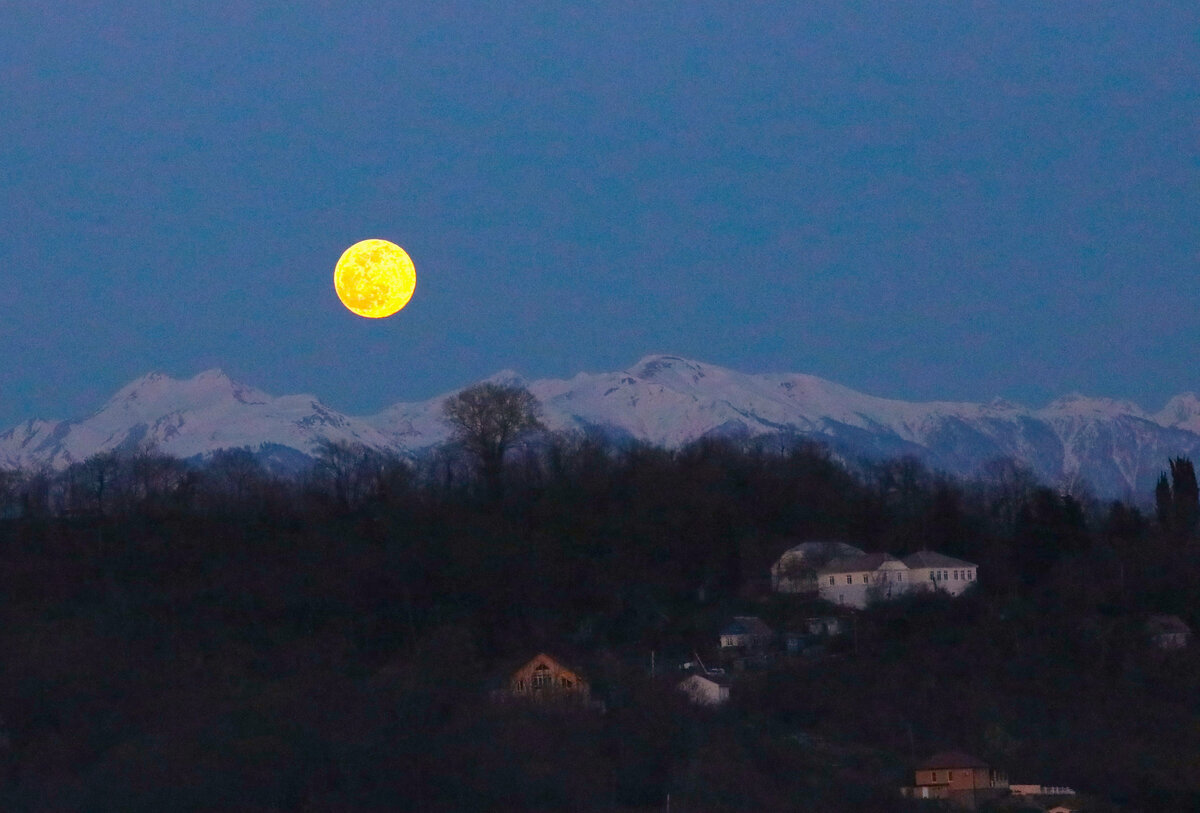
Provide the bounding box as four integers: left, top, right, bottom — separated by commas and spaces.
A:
0, 440, 1197, 809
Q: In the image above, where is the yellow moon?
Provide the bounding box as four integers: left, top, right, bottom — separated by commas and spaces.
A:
333, 239, 416, 318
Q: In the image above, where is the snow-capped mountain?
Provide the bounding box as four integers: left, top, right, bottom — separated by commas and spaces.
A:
0, 370, 397, 471
2, 355, 1198, 498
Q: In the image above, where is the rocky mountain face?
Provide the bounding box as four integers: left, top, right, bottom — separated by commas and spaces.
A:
2, 355, 1197, 498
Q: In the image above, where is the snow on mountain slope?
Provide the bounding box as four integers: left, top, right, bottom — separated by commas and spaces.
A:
1157, 393, 1200, 433
0, 369, 399, 470
2, 355, 1199, 498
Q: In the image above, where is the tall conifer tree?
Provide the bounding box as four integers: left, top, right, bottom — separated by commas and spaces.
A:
1170, 457, 1199, 537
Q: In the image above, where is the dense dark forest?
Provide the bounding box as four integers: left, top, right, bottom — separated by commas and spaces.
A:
2, 428, 1200, 811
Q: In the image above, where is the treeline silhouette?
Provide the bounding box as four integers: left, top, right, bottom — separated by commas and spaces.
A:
1, 435, 1199, 810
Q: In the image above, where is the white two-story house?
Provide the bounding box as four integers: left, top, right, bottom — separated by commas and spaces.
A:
817, 550, 979, 608
902, 551, 977, 597
817, 553, 910, 609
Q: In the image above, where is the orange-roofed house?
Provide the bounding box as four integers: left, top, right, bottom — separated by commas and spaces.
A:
506, 653, 590, 702
901, 751, 1008, 809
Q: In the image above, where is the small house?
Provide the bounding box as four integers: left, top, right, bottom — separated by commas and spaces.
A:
677, 672, 730, 706
805, 615, 847, 637
1146, 614, 1191, 650
1011, 783, 1077, 796
901, 751, 1008, 809
718, 616, 774, 650
505, 653, 590, 702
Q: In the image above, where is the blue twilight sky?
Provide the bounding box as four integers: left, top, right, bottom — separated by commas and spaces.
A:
1, 2, 1198, 428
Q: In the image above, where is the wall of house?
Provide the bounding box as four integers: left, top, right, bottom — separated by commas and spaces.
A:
907, 566, 975, 596
509, 657, 589, 699
817, 565, 911, 608
679, 675, 728, 705
915, 767, 996, 791
818, 572, 873, 608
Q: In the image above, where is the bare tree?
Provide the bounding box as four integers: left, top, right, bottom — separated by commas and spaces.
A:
313, 439, 398, 512
441, 382, 543, 497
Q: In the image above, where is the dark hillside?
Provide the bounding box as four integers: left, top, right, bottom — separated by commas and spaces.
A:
0, 440, 1197, 810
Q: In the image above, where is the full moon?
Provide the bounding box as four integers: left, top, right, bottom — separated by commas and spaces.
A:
333, 239, 416, 318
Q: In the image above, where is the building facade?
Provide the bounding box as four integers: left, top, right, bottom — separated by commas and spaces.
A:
677, 673, 730, 705
815, 550, 979, 609
817, 553, 910, 609
902, 551, 978, 597
718, 616, 774, 650
506, 653, 590, 702
771, 540, 866, 594
901, 751, 1008, 809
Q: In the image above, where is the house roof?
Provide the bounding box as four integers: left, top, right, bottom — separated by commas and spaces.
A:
509, 652, 587, 681
918, 751, 990, 770
903, 551, 977, 569
776, 540, 866, 562
818, 552, 905, 575
679, 672, 731, 689
1146, 614, 1191, 635
721, 616, 773, 637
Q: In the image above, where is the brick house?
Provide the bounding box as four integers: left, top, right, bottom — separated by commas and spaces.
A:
901, 751, 1008, 809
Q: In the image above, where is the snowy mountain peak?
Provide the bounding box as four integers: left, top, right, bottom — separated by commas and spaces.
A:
1157, 393, 1200, 432
987, 397, 1024, 411
100, 369, 270, 418
630, 354, 716, 387
2, 357, 1199, 498
1042, 393, 1148, 419
482, 369, 528, 387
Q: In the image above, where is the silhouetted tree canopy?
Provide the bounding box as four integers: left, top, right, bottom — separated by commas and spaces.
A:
1, 442, 1199, 809
442, 382, 543, 497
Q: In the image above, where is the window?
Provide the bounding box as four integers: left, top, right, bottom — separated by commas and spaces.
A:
846, 575, 852, 585
532, 665, 551, 688
968, 570, 974, 580
948, 771, 953, 780
862, 574, 868, 584
942, 570, 948, 580
931, 772, 938, 782
953, 570, 959, 580
829, 576, 835, 585
897, 573, 903, 581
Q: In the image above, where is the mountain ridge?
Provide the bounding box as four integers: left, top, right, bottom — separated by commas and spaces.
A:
3, 354, 1198, 498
